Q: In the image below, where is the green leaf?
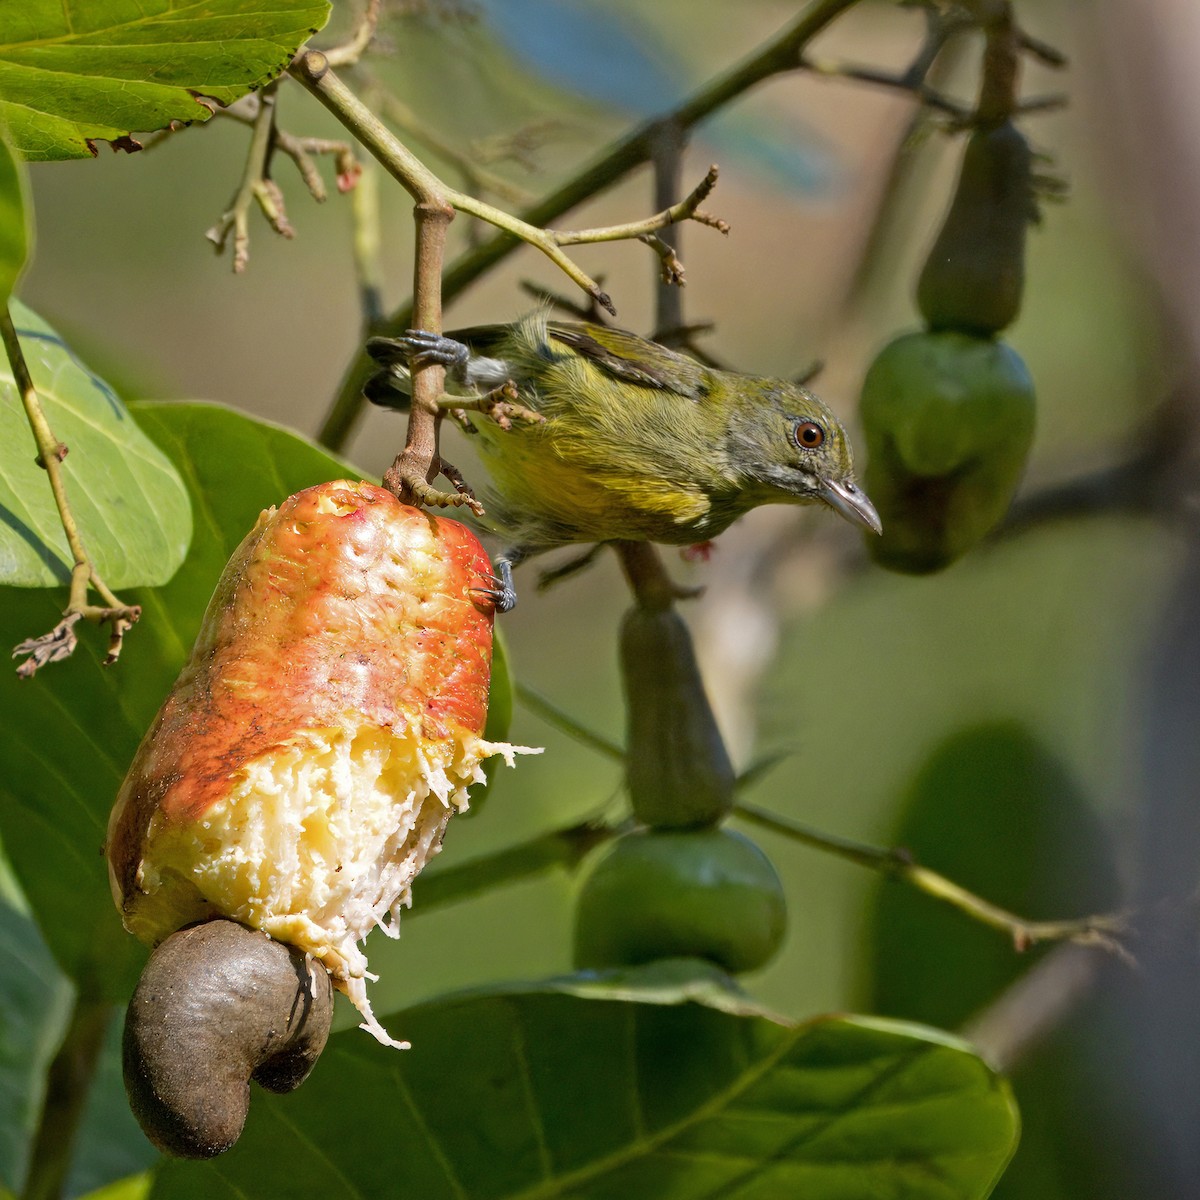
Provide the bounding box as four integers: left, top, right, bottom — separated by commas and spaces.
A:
467, 626, 515, 814
0, 401, 358, 998
0, 301, 191, 588
68, 1013, 160, 1197
76, 1176, 153, 1200
860, 721, 1126, 1200
0, 132, 29, 304
0, 0, 330, 161
863, 721, 1119, 1028
0, 895, 72, 1195
151, 970, 1018, 1199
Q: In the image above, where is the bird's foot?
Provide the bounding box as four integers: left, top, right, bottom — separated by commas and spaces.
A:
471, 557, 518, 613
440, 380, 544, 431
382, 456, 485, 517
399, 329, 471, 373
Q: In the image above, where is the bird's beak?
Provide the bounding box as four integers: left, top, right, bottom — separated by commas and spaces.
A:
819, 476, 882, 535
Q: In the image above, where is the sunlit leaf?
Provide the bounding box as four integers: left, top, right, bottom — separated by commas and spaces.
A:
0, 896, 72, 1195
0, 0, 330, 161
861, 722, 1126, 1200
0, 302, 192, 588
150, 967, 1018, 1199
0, 131, 29, 304
76, 1174, 153, 1200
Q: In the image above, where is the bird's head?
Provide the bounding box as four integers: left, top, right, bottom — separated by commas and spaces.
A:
726, 380, 881, 534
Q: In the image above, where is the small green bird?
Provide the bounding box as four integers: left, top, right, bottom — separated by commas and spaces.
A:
365, 312, 880, 610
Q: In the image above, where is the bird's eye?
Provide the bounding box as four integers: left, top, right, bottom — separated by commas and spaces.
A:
793, 420, 825, 450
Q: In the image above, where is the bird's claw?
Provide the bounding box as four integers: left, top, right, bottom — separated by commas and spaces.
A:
470, 560, 518, 613
399, 329, 471, 373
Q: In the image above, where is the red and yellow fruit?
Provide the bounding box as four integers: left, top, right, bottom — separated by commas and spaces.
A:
107, 480, 532, 1047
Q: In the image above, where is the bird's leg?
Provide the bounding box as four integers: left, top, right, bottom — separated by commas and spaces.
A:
436, 457, 484, 514
394, 329, 472, 379
436, 381, 544, 431
395, 468, 485, 516
471, 545, 529, 614
535, 544, 605, 592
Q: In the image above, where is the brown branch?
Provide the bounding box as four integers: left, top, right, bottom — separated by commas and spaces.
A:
614, 541, 702, 612
380, 199, 481, 510
206, 82, 291, 271
976, 8, 1021, 126
289, 50, 616, 313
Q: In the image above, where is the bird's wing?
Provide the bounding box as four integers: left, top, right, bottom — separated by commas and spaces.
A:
545, 322, 709, 399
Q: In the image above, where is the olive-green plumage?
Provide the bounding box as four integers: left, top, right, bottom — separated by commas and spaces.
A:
366, 312, 879, 605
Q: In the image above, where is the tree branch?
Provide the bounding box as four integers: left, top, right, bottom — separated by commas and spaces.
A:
733, 800, 1130, 954
414, 817, 620, 915
207, 81, 292, 272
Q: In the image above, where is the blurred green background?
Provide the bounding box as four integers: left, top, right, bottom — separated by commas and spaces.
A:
5, 0, 1194, 1194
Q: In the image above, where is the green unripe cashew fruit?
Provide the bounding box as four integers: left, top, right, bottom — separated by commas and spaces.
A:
573, 827, 787, 974
917, 121, 1038, 336
860, 330, 1035, 574
620, 605, 735, 829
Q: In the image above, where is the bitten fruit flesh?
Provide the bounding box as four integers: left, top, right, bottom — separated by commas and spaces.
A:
107, 480, 531, 1048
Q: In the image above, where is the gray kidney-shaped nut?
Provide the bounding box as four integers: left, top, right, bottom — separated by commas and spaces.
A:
123, 918, 333, 1158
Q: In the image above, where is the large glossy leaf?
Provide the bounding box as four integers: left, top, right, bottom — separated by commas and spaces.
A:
0, 0, 330, 161
78, 1176, 152, 1200
0, 133, 28, 303
861, 722, 1128, 1200
0, 896, 72, 1195
0, 879, 158, 1196
0, 401, 357, 998
0, 301, 191, 588
150, 966, 1018, 1199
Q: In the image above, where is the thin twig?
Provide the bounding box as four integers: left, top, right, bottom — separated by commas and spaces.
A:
3, 307, 141, 677
320, 0, 383, 68
548, 164, 729, 247
288, 51, 615, 315
733, 800, 1130, 954
275, 133, 362, 201
207, 81, 291, 271
414, 817, 620, 914
800, 56, 973, 117
292, 51, 728, 317
515, 683, 624, 760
